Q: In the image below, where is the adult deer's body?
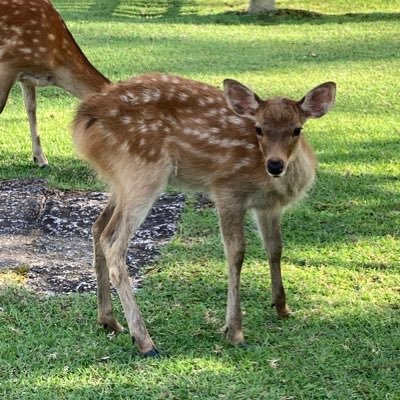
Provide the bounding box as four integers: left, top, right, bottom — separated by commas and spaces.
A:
73, 73, 336, 356
0, 0, 109, 167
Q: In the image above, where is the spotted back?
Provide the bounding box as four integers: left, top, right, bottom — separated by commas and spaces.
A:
0, 0, 108, 96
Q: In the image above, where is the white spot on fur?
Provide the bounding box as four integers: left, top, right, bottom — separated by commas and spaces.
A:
137, 124, 148, 134
120, 92, 137, 103
192, 117, 206, 125
107, 136, 117, 146
160, 74, 169, 82
233, 158, 251, 171
228, 115, 243, 125
121, 116, 132, 124
178, 92, 189, 102
205, 109, 218, 117
199, 132, 210, 140
142, 90, 153, 103
10, 26, 22, 35
206, 96, 216, 105
120, 141, 130, 153
150, 121, 162, 131
152, 88, 161, 101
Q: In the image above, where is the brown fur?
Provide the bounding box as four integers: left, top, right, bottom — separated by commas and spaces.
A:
0, 0, 110, 166
72, 73, 336, 354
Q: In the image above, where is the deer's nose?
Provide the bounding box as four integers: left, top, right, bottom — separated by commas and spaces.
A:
267, 159, 284, 176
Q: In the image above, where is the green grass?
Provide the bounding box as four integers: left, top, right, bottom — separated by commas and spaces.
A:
1, 0, 400, 399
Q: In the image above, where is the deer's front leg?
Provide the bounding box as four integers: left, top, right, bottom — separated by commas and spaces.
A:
218, 205, 246, 345
253, 209, 291, 317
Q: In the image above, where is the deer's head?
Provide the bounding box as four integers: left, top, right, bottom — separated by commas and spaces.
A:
224, 79, 336, 177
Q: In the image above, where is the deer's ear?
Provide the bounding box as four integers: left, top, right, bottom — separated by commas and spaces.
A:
299, 82, 336, 119
223, 79, 262, 120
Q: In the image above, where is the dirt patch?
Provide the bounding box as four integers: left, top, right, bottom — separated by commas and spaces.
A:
0, 179, 185, 294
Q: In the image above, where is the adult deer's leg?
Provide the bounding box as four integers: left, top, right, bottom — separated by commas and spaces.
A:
92, 194, 124, 333
0, 66, 16, 114
217, 202, 246, 345
20, 82, 48, 167
253, 208, 291, 317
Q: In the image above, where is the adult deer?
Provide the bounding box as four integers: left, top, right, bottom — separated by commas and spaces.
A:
73, 73, 336, 356
0, 0, 110, 167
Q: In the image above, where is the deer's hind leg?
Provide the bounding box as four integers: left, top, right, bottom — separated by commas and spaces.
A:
0, 65, 17, 114
99, 163, 171, 356
93, 194, 124, 334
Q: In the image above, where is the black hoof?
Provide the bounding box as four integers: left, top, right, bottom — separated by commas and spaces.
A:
103, 323, 125, 334
33, 156, 49, 168
143, 347, 160, 358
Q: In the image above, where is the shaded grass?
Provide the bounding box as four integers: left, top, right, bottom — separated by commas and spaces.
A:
0, 0, 399, 399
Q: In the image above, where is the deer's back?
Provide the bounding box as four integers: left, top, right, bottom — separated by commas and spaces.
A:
73, 74, 316, 208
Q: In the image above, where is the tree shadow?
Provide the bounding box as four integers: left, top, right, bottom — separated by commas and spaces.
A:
52, 0, 400, 27
65, 32, 399, 78
87, 0, 121, 17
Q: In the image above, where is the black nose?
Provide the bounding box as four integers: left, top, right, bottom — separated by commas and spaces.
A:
267, 159, 284, 176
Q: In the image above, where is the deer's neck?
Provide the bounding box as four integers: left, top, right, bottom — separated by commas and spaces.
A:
55, 26, 110, 98
279, 139, 317, 203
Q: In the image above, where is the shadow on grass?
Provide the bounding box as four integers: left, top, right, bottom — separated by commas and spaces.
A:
83, 32, 399, 72
52, 0, 400, 27
87, 0, 121, 17
1, 135, 398, 242
0, 152, 99, 190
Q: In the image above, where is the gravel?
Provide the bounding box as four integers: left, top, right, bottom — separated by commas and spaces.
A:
0, 179, 185, 295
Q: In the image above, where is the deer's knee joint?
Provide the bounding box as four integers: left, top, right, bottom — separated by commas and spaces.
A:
109, 264, 122, 287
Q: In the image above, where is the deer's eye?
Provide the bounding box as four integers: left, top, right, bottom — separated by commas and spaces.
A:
293, 127, 302, 137
255, 127, 263, 136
